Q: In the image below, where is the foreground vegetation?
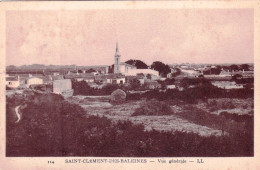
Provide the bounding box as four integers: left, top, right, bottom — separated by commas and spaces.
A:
6, 93, 253, 157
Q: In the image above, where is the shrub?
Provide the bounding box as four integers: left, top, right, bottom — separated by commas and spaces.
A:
102, 84, 120, 95
208, 100, 217, 107
110, 89, 126, 104
219, 111, 253, 122
222, 101, 235, 109
242, 104, 248, 109
132, 99, 173, 116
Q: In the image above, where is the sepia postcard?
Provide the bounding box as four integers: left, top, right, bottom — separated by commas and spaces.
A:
0, 1, 260, 170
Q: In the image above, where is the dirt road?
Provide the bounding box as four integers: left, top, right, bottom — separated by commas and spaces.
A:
15, 105, 21, 123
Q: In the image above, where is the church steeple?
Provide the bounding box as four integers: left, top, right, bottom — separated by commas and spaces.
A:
116, 41, 119, 53
114, 41, 121, 74
115, 41, 120, 56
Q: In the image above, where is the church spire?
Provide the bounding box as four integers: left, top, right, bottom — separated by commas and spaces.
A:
114, 41, 121, 74
116, 41, 119, 53
115, 41, 120, 56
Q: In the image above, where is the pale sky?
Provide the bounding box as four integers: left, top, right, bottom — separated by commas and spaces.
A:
6, 9, 253, 66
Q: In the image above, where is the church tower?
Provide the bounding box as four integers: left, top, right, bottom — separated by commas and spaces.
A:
114, 41, 121, 73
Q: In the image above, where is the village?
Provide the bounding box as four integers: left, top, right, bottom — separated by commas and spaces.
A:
5, 42, 254, 97
5, 42, 254, 138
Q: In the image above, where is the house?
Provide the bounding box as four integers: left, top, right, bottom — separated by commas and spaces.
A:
26, 77, 44, 88
18, 74, 31, 85
166, 85, 176, 89
6, 76, 20, 88
94, 74, 126, 84
219, 70, 232, 77
51, 75, 64, 81
181, 69, 200, 77
64, 73, 95, 82
124, 69, 159, 78
53, 79, 74, 97
83, 75, 95, 83
144, 80, 161, 89
126, 75, 145, 85
95, 75, 108, 84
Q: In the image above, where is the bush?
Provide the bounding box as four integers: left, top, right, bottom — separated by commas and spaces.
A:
110, 89, 126, 104
222, 101, 235, 109
72, 80, 122, 96
126, 93, 142, 101
132, 99, 173, 116
242, 104, 248, 109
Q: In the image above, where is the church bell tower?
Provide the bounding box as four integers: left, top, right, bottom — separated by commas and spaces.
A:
114, 41, 121, 73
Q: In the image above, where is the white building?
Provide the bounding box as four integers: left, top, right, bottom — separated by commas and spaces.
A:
181, 69, 200, 77
166, 85, 176, 89
26, 77, 43, 88
119, 63, 137, 74
6, 76, 20, 88
124, 69, 159, 78
106, 77, 126, 84
53, 79, 74, 97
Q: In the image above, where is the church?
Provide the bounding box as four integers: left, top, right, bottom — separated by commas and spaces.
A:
113, 42, 137, 74
107, 42, 159, 78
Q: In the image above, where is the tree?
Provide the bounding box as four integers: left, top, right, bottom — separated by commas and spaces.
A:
130, 79, 141, 90
125, 59, 148, 69
86, 68, 96, 73
240, 64, 250, 71
165, 78, 175, 85
102, 84, 120, 95
171, 68, 181, 77
230, 64, 239, 72
232, 74, 242, 81
146, 74, 152, 80
72, 80, 92, 95
151, 61, 171, 77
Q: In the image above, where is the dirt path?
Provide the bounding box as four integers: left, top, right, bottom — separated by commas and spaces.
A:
15, 105, 21, 123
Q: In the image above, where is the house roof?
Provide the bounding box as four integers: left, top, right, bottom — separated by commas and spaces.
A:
6, 76, 18, 81
64, 73, 94, 79
126, 76, 138, 80
51, 75, 64, 80
120, 62, 137, 68
144, 80, 159, 85
27, 77, 43, 80
94, 75, 107, 81
95, 74, 125, 80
